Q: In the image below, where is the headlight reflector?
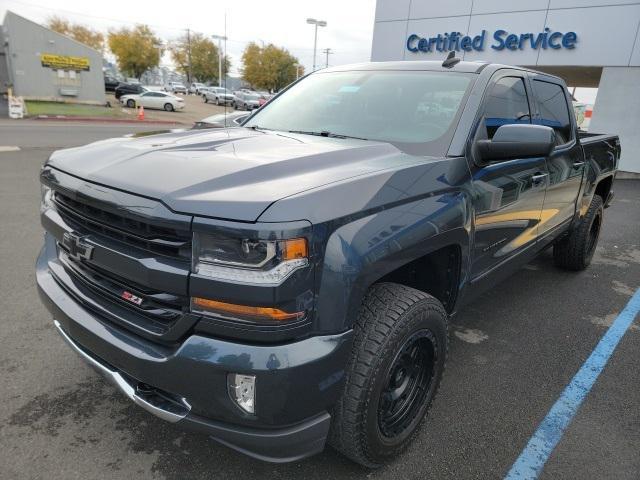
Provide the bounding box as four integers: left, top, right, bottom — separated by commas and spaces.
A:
40, 185, 54, 212
192, 233, 308, 285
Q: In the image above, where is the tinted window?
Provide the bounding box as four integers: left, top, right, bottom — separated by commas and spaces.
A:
532, 80, 572, 144
245, 70, 473, 155
483, 77, 531, 139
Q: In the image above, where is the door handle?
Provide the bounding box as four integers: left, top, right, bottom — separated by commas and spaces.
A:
531, 173, 548, 186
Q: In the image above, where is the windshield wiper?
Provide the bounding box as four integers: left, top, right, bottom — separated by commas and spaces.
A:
247, 125, 273, 131
287, 130, 369, 141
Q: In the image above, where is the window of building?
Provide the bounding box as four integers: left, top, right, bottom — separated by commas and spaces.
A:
483, 76, 531, 139
532, 80, 572, 145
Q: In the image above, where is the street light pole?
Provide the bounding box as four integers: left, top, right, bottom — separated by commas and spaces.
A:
306, 18, 327, 71
212, 34, 227, 87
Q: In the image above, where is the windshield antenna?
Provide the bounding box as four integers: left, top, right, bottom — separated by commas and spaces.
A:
442, 51, 461, 68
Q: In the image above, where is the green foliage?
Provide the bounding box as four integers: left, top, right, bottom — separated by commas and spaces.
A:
169, 32, 230, 84
108, 25, 161, 80
241, 42, 303, 92
47, 16, 105, 52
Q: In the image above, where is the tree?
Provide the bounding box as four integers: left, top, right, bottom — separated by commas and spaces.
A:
47, 16, 105, 52
108, 25, 161, 80
169, 32, 230, 84
241, 42, 302, 92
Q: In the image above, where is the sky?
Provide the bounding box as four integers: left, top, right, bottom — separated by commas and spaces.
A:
0, 0, 598, 103
0, 0, 377, 76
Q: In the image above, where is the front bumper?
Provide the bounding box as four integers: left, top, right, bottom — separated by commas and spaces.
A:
36, 240, 352, 462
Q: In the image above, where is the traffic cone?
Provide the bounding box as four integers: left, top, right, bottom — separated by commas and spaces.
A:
137, 105, 145, 121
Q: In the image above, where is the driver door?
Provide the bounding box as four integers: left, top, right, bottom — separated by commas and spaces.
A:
468, 72, 549, 280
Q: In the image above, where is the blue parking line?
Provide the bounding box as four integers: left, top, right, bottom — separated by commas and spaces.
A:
505, 287, 640, 480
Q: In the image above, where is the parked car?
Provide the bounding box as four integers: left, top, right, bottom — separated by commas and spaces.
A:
104, 75, 120, 92
233, 91, 261, 110
165, 82, 188, 94
189, 82, 206, 95
203, 87, 235, 106
114, 83, 146, 100
37, 59, 619, 468
120, 90, 185, 111
192, 111, 251, 129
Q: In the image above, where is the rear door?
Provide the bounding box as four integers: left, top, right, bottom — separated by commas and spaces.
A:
528, 74, 585, 241
469, 71, 549, 279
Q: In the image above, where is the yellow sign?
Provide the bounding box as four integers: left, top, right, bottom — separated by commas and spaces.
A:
41, 53, 90, 71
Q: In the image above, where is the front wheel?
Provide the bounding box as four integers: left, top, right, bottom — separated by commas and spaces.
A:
553, 194, 604, 270
126, 99, 135, 108
164, 103, 174, 112
203, 96, 208, 103
329, 283, 448, 468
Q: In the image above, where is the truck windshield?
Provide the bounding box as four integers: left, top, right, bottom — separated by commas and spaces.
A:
245, 70, 474, 155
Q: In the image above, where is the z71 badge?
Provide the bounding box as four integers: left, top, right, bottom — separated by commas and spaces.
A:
121, 291, 143, 306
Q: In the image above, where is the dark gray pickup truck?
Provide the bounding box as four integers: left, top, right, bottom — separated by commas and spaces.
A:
37, 59, 619, 467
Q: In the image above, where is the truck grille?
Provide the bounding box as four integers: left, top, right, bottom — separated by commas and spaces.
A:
57, 249, 188, 337
53, 192, 191, 259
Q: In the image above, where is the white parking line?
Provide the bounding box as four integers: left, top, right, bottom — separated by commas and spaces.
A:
0, 146, 21, 152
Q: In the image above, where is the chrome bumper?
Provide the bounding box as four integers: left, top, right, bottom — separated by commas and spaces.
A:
54, 319, 191, 423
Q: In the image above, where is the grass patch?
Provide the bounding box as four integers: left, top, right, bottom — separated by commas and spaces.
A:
25, 101, 124, 118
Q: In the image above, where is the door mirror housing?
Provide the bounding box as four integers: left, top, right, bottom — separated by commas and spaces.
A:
477, 124, 555, 162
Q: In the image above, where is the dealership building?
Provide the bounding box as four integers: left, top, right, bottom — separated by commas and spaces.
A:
371, 0, 640, 173
0, 11, 105, 104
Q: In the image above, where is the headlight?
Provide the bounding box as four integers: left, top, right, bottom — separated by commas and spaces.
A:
40, 185, 54, 212
192, 232, 308, 286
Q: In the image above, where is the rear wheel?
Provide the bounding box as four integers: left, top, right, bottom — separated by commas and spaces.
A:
126, 99, 135, 108
553, 194, 604, 271
164, 103, 174, 112
329, 283, 448, 468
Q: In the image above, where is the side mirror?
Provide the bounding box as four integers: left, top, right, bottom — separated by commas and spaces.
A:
477, 124, 555, 162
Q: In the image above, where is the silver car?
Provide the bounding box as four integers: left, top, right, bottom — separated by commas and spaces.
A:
203, 87, 235, 106
165, 82, 187, 94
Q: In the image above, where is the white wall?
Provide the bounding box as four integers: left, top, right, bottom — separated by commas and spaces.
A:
371, 0, 640, 67
589, 67, 640, 173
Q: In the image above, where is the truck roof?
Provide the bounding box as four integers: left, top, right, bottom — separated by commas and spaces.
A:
322, 60, 556, 79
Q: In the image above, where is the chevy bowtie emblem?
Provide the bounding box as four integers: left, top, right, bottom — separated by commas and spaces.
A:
62, 232, 94, 261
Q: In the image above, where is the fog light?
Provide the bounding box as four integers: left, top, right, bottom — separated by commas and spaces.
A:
228, 373, 256, 414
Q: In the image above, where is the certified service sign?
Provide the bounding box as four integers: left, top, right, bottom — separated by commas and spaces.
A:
407, 28, 577, 54
41, 53, 91, 71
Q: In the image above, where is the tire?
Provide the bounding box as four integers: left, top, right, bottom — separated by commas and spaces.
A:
126, 99, 135, 108
204, 96, 208, 103
553, 194, 604, 271
215, 97, 220, 106
164, 103, 174, 112
329, 283, 448, 468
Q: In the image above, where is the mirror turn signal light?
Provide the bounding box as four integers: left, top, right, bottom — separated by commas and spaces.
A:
192, 297, 305, 322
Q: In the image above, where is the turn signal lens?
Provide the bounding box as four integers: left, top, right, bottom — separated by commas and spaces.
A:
281, 238, 308, 261
192, 297, 304, 323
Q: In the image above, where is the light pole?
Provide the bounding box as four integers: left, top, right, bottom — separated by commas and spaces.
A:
306, 18, 327, 71
211, 34, 227, 87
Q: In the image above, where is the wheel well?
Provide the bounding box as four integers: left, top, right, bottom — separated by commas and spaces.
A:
375, 245, 460, 313
594, 176, 613, 203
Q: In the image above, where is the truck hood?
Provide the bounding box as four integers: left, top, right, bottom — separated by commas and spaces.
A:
47, 128, 406, 222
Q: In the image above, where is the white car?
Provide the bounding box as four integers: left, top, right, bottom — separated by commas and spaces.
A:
121, 91, 185, 112
165, 82, 187, 94
189, 82, 206, 95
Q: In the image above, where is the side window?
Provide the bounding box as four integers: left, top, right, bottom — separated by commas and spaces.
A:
483, 77, 531, 139
532, 80, 572, 145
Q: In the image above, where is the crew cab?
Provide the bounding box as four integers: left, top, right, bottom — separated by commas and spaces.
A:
37, 59, 619, 467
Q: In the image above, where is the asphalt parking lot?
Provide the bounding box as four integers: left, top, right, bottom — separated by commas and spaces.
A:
0, 121, 638, 479
106, 92, 234, 124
